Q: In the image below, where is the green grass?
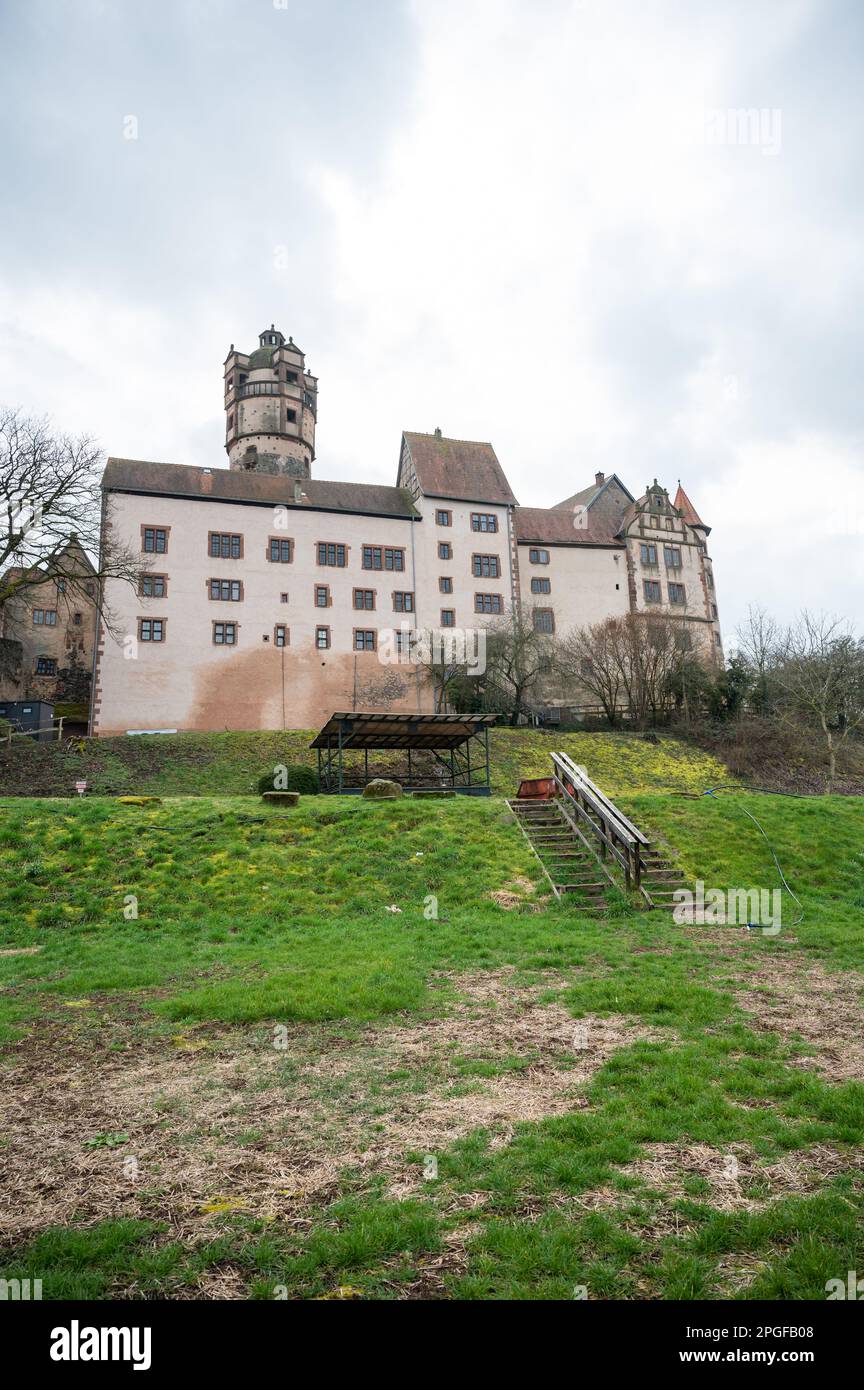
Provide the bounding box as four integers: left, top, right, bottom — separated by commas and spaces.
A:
621, 791, 864, 970
1, 784, 860, 1039
0, 726, 731, 798
1, 728, 862, 1301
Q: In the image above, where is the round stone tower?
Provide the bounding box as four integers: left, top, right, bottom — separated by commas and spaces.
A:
224, 326, 318, 478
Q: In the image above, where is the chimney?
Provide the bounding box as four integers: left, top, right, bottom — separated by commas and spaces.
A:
434, 426, 442, 438
595, 471, 605, 486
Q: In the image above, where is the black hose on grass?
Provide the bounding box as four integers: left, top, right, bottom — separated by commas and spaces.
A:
696, 786, 805, 928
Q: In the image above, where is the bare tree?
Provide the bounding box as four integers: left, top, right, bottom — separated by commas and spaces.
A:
0, 407, 140, 626
483, 608, 553, 725
412, 628, 472, 712
558, 612, 688, 726
556, 618, 625, 726
735, 604, 782, 713
774, 612, 864, 791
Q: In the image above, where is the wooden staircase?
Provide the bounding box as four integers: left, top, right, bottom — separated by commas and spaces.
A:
508, 797, 616, 911
636, 844, 690, 910
512, 755, 690, 914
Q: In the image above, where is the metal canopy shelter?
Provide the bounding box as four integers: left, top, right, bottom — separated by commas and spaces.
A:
311, 711, 499, 795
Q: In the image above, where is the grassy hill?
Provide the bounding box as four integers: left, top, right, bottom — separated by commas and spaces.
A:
0, 725, 731, 798
1, 730, 862, 1301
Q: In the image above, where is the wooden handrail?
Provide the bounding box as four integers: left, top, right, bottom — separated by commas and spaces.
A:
551, 752, 655, 897
552, 779, 629, 879
551, 754, 640, 848
559, 754, 651, 846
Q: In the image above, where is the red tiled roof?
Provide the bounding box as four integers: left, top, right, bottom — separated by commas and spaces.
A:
513, 507, 623, 547
674, 483, 705, 528
102, 459, 419, 519
402, 432, 518, 505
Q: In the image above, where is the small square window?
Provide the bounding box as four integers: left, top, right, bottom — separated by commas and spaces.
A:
440, 609, 455, 627
140, 575, 166, 598
143, 526, 168, 554
436, 509, 452, 527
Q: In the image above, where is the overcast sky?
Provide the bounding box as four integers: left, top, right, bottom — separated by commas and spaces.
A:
1, 0, 862, 641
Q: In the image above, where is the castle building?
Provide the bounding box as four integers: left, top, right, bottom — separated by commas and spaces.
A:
224, 326, 318, 478
0, 536, 98, 709
91, 327, 721, 734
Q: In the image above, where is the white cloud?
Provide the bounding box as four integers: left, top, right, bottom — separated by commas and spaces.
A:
305, 0, 862, 631
1, 0, 860, 637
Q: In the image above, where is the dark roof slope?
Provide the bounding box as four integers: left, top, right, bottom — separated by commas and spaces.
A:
553, 474, 635, 511
102, 459, 419, 519
514, 507, 624, 547
402, 432, 518, 505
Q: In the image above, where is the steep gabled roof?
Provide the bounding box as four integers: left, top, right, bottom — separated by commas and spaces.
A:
102, 460, 419, 519
0, 535, 96, 590
553, 473, 634, 512
401, 432, 518, 506
674, 482, 707, 529
513, 507, 624, 547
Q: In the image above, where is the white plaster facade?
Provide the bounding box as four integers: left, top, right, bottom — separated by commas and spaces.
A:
91, 329, 723, 734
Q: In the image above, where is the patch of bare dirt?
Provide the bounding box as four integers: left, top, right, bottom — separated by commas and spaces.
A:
0, 968, 667, 1243
610, 1140, 864, 1212
712, 1251, 775, 1296
733, 957, 864, 1081
488, 877, 543, 910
